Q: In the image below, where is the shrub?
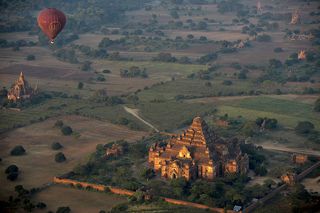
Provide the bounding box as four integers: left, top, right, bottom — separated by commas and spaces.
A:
61, 126, 73, 135
5, 165, 19, 174
295, 121, 315, 134
238, 70, 247, 79
54, 120, 64, 128
81, 61, 92, 71
36, 202, 47, 209
51, 142, 63, 150
55, 152, 66, 163
96, 76, 106, 81
26, 54, 35, 60
77, 82, 84, 89
256, 34, 271, 42
222, 80, 233, 85
56, 206, 71, 213
314, 98, 320, 112
10, 145, 26, 156
274, 47, 283, 53
7, 172, 19, 181
110, 203, 128, 213
140, 168, 155, 180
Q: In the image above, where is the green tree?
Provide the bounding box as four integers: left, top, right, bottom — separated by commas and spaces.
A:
140, 168, 155, 180
56, 206, 71, 213
7, 172, 19, 181
78, 82, 84, 89
241, 122, 255, 137
10, 145, 26, 156
314, 98, 320, 112
54, 120, 64, 128
81, 61, 92, 71
55, 152, 66, 163
295, 121, 315, 134
61, 126, 73, 135
51, 142, 63, 150
170, 177, 188, 197
5, 165, 19, 174
26, 54, 35, 61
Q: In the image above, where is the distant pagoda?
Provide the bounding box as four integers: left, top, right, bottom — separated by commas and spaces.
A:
298, 50, 306, 60
149, 117, 249, 181
7, 72, 37, 101
290, 9, 300, 25
257, 1, 262, 13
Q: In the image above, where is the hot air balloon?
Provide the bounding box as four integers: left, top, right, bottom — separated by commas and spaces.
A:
37, 8, 66, 44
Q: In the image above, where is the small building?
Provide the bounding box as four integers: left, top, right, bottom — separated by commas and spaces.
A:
105, 144, 123, 158
298, 50, 306, 60
216, 119, 229, 127
290, 9, 300, 25
292, 154, 307, 164
281, 172, 297, 185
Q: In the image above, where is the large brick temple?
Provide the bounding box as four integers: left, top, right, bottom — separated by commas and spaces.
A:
7, 72, 37, 101
148, 117, 249, 181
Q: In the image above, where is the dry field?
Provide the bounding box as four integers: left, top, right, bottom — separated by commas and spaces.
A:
164, 30, 249, 41
0, 115, 147, 200
0, 64, 92, 81
73, 33, 123, 48
0, 47, 77, 70
216, 33, 312, 66
301, 176, 320, 194
32, 185, 127, 213
0, 32, 38, 42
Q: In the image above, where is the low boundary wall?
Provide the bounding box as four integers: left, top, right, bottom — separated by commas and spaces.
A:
53, 177, 237, 213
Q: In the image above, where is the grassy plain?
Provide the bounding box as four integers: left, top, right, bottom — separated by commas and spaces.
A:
216, 96, 320, 129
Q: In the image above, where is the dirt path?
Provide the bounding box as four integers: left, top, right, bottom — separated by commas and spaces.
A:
259, 143, 320, 157
123, 106, 159, 132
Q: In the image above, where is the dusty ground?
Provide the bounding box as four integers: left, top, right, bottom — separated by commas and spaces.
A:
301, 176, 320, 194
0, 64, 93, 81
0, 115, 147, 200
32, 185, 127, 213
0, 47, 77, 70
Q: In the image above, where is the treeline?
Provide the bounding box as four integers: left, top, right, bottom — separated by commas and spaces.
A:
120, 66, 148, 78
0, 0, 151, 33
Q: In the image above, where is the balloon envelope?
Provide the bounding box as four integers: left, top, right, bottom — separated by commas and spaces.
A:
37, 8, 66, 44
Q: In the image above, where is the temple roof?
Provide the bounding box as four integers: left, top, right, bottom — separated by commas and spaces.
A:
152, 117, 244, 166
7, 72, 35, 100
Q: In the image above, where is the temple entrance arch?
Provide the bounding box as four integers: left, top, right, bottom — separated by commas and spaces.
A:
170, 169, 178, 179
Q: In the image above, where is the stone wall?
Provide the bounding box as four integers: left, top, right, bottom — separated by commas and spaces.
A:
53, 177, 134, 196
163, 197, 237, 213
53, 176, 237, 213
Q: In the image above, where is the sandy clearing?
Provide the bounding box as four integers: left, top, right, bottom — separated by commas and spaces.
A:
32, 185, 127, 213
